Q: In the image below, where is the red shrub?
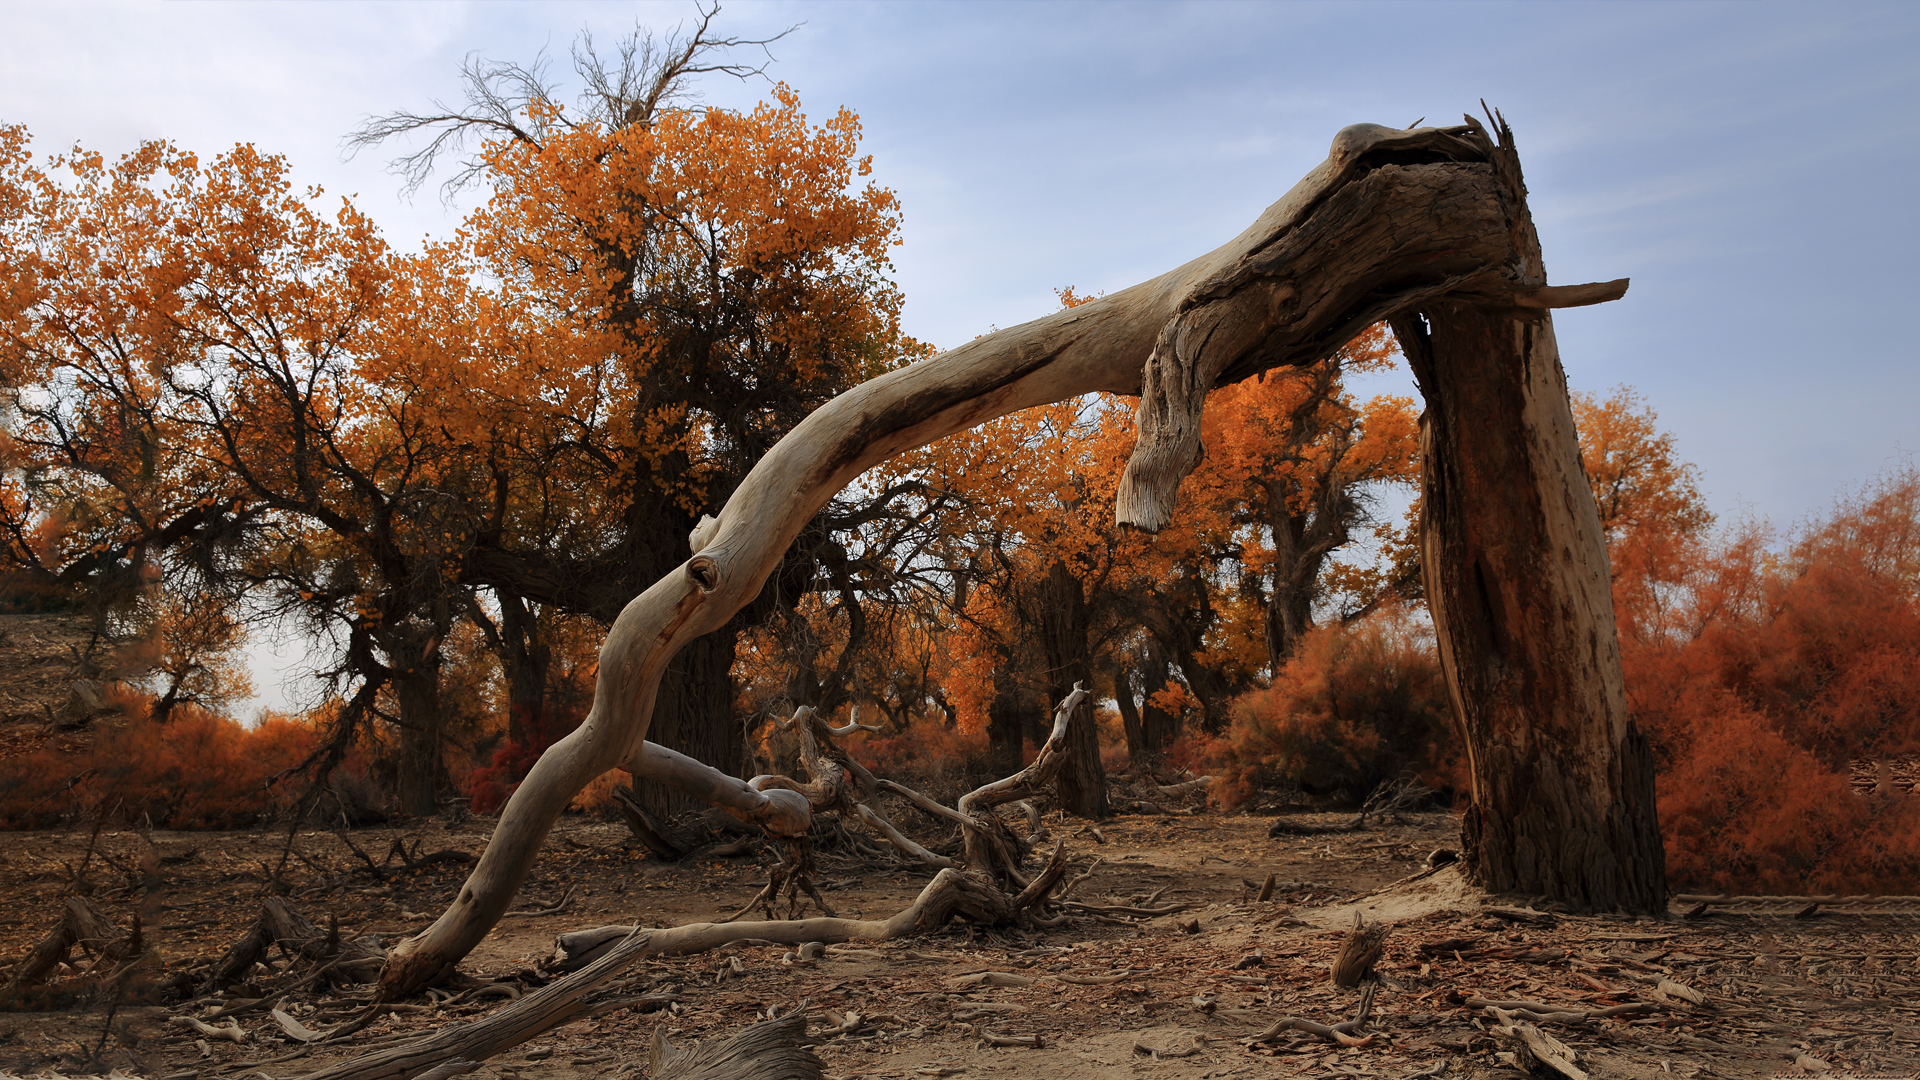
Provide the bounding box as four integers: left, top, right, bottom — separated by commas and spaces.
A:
1622, 466, 1920, 892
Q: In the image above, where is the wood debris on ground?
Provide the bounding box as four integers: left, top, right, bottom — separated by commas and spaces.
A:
1, 810, 1916, 1078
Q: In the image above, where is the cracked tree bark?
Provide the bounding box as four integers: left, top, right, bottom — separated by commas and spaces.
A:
1387, 117, 1663, 913
378, 115, 1662, 997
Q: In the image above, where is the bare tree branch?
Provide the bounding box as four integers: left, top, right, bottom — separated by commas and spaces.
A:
343, 2, 797, 202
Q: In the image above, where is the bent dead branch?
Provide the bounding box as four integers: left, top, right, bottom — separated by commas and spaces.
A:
380, 115, 1645, 996
312, 863, 1063, 1080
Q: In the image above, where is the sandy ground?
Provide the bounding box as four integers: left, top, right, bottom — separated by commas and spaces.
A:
2, 808, 1918, 1079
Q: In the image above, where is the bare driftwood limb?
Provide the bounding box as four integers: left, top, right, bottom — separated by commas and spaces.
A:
952, 683, 1091, 887
1487, 1006, 1588, 1080
652, 1013, 824, 1080
757, 706, 957, 873
1248, 982, 1377, 1048
1019, 800, 1047, 839
548, 865, 1045, 974
1155, 777, 1212, 799
379, 115, 1646, 994
630, 740, 812, 837
172, 1015, 248, 1043
318, 869, 1048, 1080
1331, 911, 1392, 987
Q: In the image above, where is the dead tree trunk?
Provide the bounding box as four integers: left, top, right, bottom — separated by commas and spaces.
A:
378, 116, 1659, 996
1387, 116, 1665, 914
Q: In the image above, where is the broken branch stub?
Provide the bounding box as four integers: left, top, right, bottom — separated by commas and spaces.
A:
379, 116, 1642, 997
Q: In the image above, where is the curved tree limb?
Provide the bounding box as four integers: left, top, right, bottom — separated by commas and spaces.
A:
377, 118, 1613, 996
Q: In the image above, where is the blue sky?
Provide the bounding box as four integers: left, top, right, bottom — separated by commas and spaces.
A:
5, 1, 1916, 710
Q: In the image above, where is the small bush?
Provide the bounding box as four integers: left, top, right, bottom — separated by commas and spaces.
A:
1200, 608, 1459, 810
847, 714, 997, 807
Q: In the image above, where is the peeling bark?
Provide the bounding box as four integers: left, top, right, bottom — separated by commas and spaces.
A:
1388, 117, 1664, 914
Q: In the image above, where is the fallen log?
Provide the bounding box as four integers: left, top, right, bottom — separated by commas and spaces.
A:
7, 895, 129, 990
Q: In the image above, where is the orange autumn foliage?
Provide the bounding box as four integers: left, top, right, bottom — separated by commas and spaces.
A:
0, 701, 323, 829
843, 714, 992, 797
1, 64, 919, 813
1617, 465, 1920, 893
1175, 605, 1460, 809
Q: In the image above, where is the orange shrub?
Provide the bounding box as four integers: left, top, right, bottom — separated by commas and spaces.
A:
0, 701, 322, 829
1199, 607, 1459, 809
845, 713, 993, 803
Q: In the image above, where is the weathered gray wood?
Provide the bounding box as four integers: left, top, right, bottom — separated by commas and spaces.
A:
653, 1013, 823, 1080
310, 869, 1036, 1080
627, 739, 812, 837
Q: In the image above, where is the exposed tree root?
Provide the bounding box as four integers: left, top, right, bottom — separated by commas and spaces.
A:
1247, 981, 1378, 1048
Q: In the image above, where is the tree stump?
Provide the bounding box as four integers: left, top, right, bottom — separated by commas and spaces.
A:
1330, 911, 1391, 988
